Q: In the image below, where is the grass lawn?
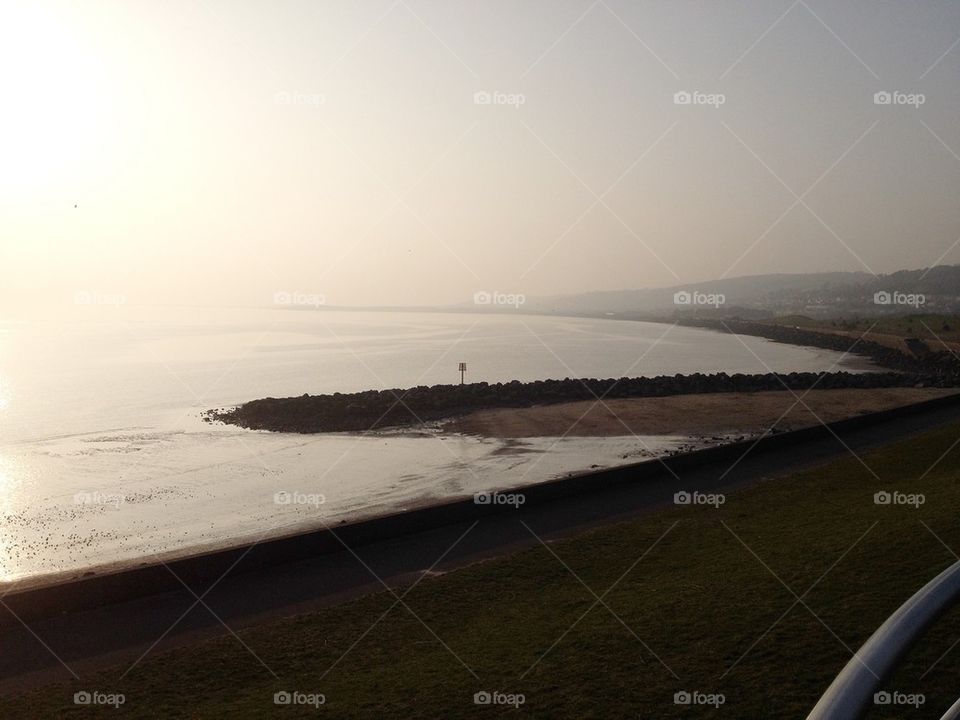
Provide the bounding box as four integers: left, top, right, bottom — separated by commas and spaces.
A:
6, 422, 960, 718
770, 313, 960, 344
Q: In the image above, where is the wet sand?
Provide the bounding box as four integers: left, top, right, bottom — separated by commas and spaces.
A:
5, 392, 960, 692
442, 388, 958, 438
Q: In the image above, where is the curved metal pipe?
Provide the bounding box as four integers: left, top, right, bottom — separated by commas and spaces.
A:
807, 560, 960, 720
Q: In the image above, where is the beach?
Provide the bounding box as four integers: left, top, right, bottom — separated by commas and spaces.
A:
5, 390, 960, 696
441, 387, 958, 438
0, 308, 882, 587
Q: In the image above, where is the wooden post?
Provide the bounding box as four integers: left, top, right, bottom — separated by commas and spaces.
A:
459, 362, 467, 385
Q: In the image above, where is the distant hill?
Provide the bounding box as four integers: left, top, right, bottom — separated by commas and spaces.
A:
516, 266, 960, 318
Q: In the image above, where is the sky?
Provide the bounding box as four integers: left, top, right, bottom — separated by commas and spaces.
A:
1, 0, 959, 309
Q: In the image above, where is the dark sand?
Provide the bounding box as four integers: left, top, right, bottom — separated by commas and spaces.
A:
442, 387, 958, 438
5, 392, 960, 692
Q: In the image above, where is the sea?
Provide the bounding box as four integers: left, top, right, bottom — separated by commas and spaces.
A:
0, 306, 871, 585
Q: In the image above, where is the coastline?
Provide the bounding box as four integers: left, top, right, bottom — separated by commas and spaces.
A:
10, 312, 959, 596
441, 387, 958, 438
204, 370, 923, 434
672, 316, 960, 378
5, 390, 960, 633
6, 387, 957, 598
203, 314, 960, 436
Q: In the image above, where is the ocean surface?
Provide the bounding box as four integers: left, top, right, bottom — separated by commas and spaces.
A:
0, 307, 871, 585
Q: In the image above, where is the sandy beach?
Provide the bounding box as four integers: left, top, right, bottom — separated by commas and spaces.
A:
442, 387, 959, 438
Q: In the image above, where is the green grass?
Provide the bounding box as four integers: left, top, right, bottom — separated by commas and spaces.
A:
770, 313, 960, 343
7, 423, 960, 718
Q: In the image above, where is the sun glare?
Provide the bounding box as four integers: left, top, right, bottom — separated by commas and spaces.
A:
0, 454, 19, 584
0, 3, 110, 195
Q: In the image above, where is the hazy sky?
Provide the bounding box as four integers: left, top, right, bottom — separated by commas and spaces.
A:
2, 0, 959, 308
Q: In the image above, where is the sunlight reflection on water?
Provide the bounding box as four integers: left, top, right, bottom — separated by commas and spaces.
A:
0, 308, 874, 585
0, 453, 23, 582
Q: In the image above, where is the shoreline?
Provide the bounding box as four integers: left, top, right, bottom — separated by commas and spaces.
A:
441, 387, 959, 438
204, 370, 926, 434
203, 312, 960, 435
4, 388, 957, 599
674, 316, 960, 376
11, 314, 959, 598
499, 309, 960, 375
4, 390, 960, 636
9, 313, 957, 596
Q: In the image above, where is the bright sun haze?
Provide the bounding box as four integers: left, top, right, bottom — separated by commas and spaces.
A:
3, 4, 960, 719
1, 1, 958, 311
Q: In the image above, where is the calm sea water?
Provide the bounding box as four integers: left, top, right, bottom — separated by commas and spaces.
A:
0, 307, 870, 585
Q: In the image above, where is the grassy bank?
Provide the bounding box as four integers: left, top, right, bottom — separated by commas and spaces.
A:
7, 423, 960, 718
764, 313, 960, 355
769, 313, 960, 342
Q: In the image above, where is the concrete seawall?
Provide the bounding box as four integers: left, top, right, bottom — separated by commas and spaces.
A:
4, 391, 960, 627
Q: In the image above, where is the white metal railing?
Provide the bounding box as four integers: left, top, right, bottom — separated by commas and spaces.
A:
807, 560, 960, 719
